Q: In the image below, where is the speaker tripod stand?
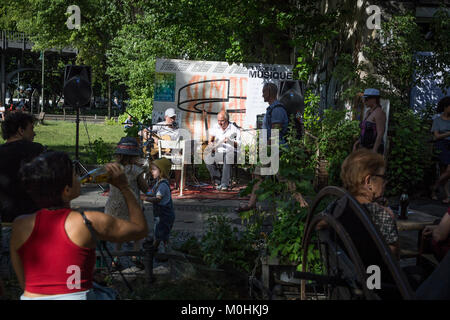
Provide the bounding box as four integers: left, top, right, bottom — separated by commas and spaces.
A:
73, 106, 105, 192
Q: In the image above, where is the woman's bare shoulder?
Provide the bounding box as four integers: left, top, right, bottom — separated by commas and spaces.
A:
10, 214, 37, 248
375, 107, 386, 117
12, 214, 36, 229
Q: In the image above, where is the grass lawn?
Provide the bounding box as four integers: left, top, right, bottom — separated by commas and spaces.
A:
1, 120, 128, 165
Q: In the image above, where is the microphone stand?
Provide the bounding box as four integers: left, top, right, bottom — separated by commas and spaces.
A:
124, 111, 154, 182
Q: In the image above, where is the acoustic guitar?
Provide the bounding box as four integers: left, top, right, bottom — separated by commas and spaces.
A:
143, 134, 172, 159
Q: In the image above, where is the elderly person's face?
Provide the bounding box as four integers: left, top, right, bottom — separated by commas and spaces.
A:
364, 166, 387, 201
217, 113, 228, 130
165, 115, 176, 125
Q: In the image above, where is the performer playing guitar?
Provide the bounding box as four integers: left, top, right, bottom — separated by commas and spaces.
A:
204, 110, 240, 191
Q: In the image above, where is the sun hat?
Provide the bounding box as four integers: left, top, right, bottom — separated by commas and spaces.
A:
363, 88, 380, 98
114, 137, 142, 156
151, 157, 172, 178
165, 108, 176, 118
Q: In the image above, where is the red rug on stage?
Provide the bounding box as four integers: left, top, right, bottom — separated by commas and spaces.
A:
101, 183, 250, 200
171, 183, 250, 200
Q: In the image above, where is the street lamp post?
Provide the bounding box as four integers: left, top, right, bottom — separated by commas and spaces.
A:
40, 50, 44, 113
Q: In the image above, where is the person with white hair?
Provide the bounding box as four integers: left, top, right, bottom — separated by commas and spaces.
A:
205, 110, 240, 191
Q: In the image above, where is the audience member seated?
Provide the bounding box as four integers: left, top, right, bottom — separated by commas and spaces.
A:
339, 149, 399, 258
423, 207, 450, 262
0, 112, 45, 223
9, 152, 148, 300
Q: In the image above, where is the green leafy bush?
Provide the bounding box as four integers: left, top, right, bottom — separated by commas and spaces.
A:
386, 107, 435, 196
124, 125, 140, 138
303, 94, 360, 186
316, 109, 360, 186
200, 215, 258, 273
89, 138, 114, 165
267, 201, 308, 263
104, 117, 118, 126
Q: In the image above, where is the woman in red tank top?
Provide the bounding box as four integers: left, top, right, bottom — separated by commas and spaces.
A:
9, 151, 149, 300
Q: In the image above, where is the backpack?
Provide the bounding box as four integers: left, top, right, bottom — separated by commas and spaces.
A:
268, 90, 304, 140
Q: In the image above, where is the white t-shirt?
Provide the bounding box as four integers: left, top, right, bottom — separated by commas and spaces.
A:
153, 121, 179, 141
210, 122, 241, 153
154, 121, 182, 164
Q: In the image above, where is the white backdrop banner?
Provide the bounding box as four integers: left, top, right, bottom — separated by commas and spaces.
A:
153, 58, 293, 141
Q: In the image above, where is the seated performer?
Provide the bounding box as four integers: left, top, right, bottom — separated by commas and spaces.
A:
139, 108, 182, 189
205, 110, 240, 191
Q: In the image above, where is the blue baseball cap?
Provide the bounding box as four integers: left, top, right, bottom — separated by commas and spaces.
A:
363, 88, 380, 98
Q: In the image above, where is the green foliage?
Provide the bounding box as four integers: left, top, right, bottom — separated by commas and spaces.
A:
200, 215, 258, 273
104, 117, 117, 126
360, 13, 449, 102
332, 53, 363, 101
302, 90, 321, 137
386, 106, 434, 196
89, 137, 114, 165
280, 121, 315, 186
240, 125, 316, 265
316, 109, 360, 186
267, 202, 308, 263
355, 11, 448, 195
303, 91, 360, 186
175, 236, 202, 256
123, 125, 140, 138
428, 7, 450, 92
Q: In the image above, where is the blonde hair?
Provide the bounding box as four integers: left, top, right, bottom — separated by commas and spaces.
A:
340, 149, 385, 197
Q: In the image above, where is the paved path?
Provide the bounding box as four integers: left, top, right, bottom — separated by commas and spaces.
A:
72, 186, 448, 234
72, 185, 258, 236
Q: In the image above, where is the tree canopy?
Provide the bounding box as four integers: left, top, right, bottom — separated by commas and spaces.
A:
0, 0, 448, 119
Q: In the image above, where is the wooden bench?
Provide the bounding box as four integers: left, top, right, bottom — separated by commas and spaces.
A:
37, 112, 45, 124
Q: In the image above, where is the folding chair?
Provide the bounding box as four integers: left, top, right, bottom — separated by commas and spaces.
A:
158, 139, 186, 196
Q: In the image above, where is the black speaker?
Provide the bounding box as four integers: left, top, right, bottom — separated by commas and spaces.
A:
63, 65, 92, 108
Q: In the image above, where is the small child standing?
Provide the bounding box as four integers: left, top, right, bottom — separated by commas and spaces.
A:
143, 157, 175, 255
105, 137, 149, 266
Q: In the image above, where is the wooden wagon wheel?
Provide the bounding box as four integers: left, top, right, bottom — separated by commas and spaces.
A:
299, 186, 415, 300
300, 212, 379, 300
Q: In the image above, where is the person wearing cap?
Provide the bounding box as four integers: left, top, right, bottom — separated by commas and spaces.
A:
139, 107, 183, 190
140, 107, 179, 142
143, 157, 175, 256
104, 137, 149, 267
353, 88, 386, 155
